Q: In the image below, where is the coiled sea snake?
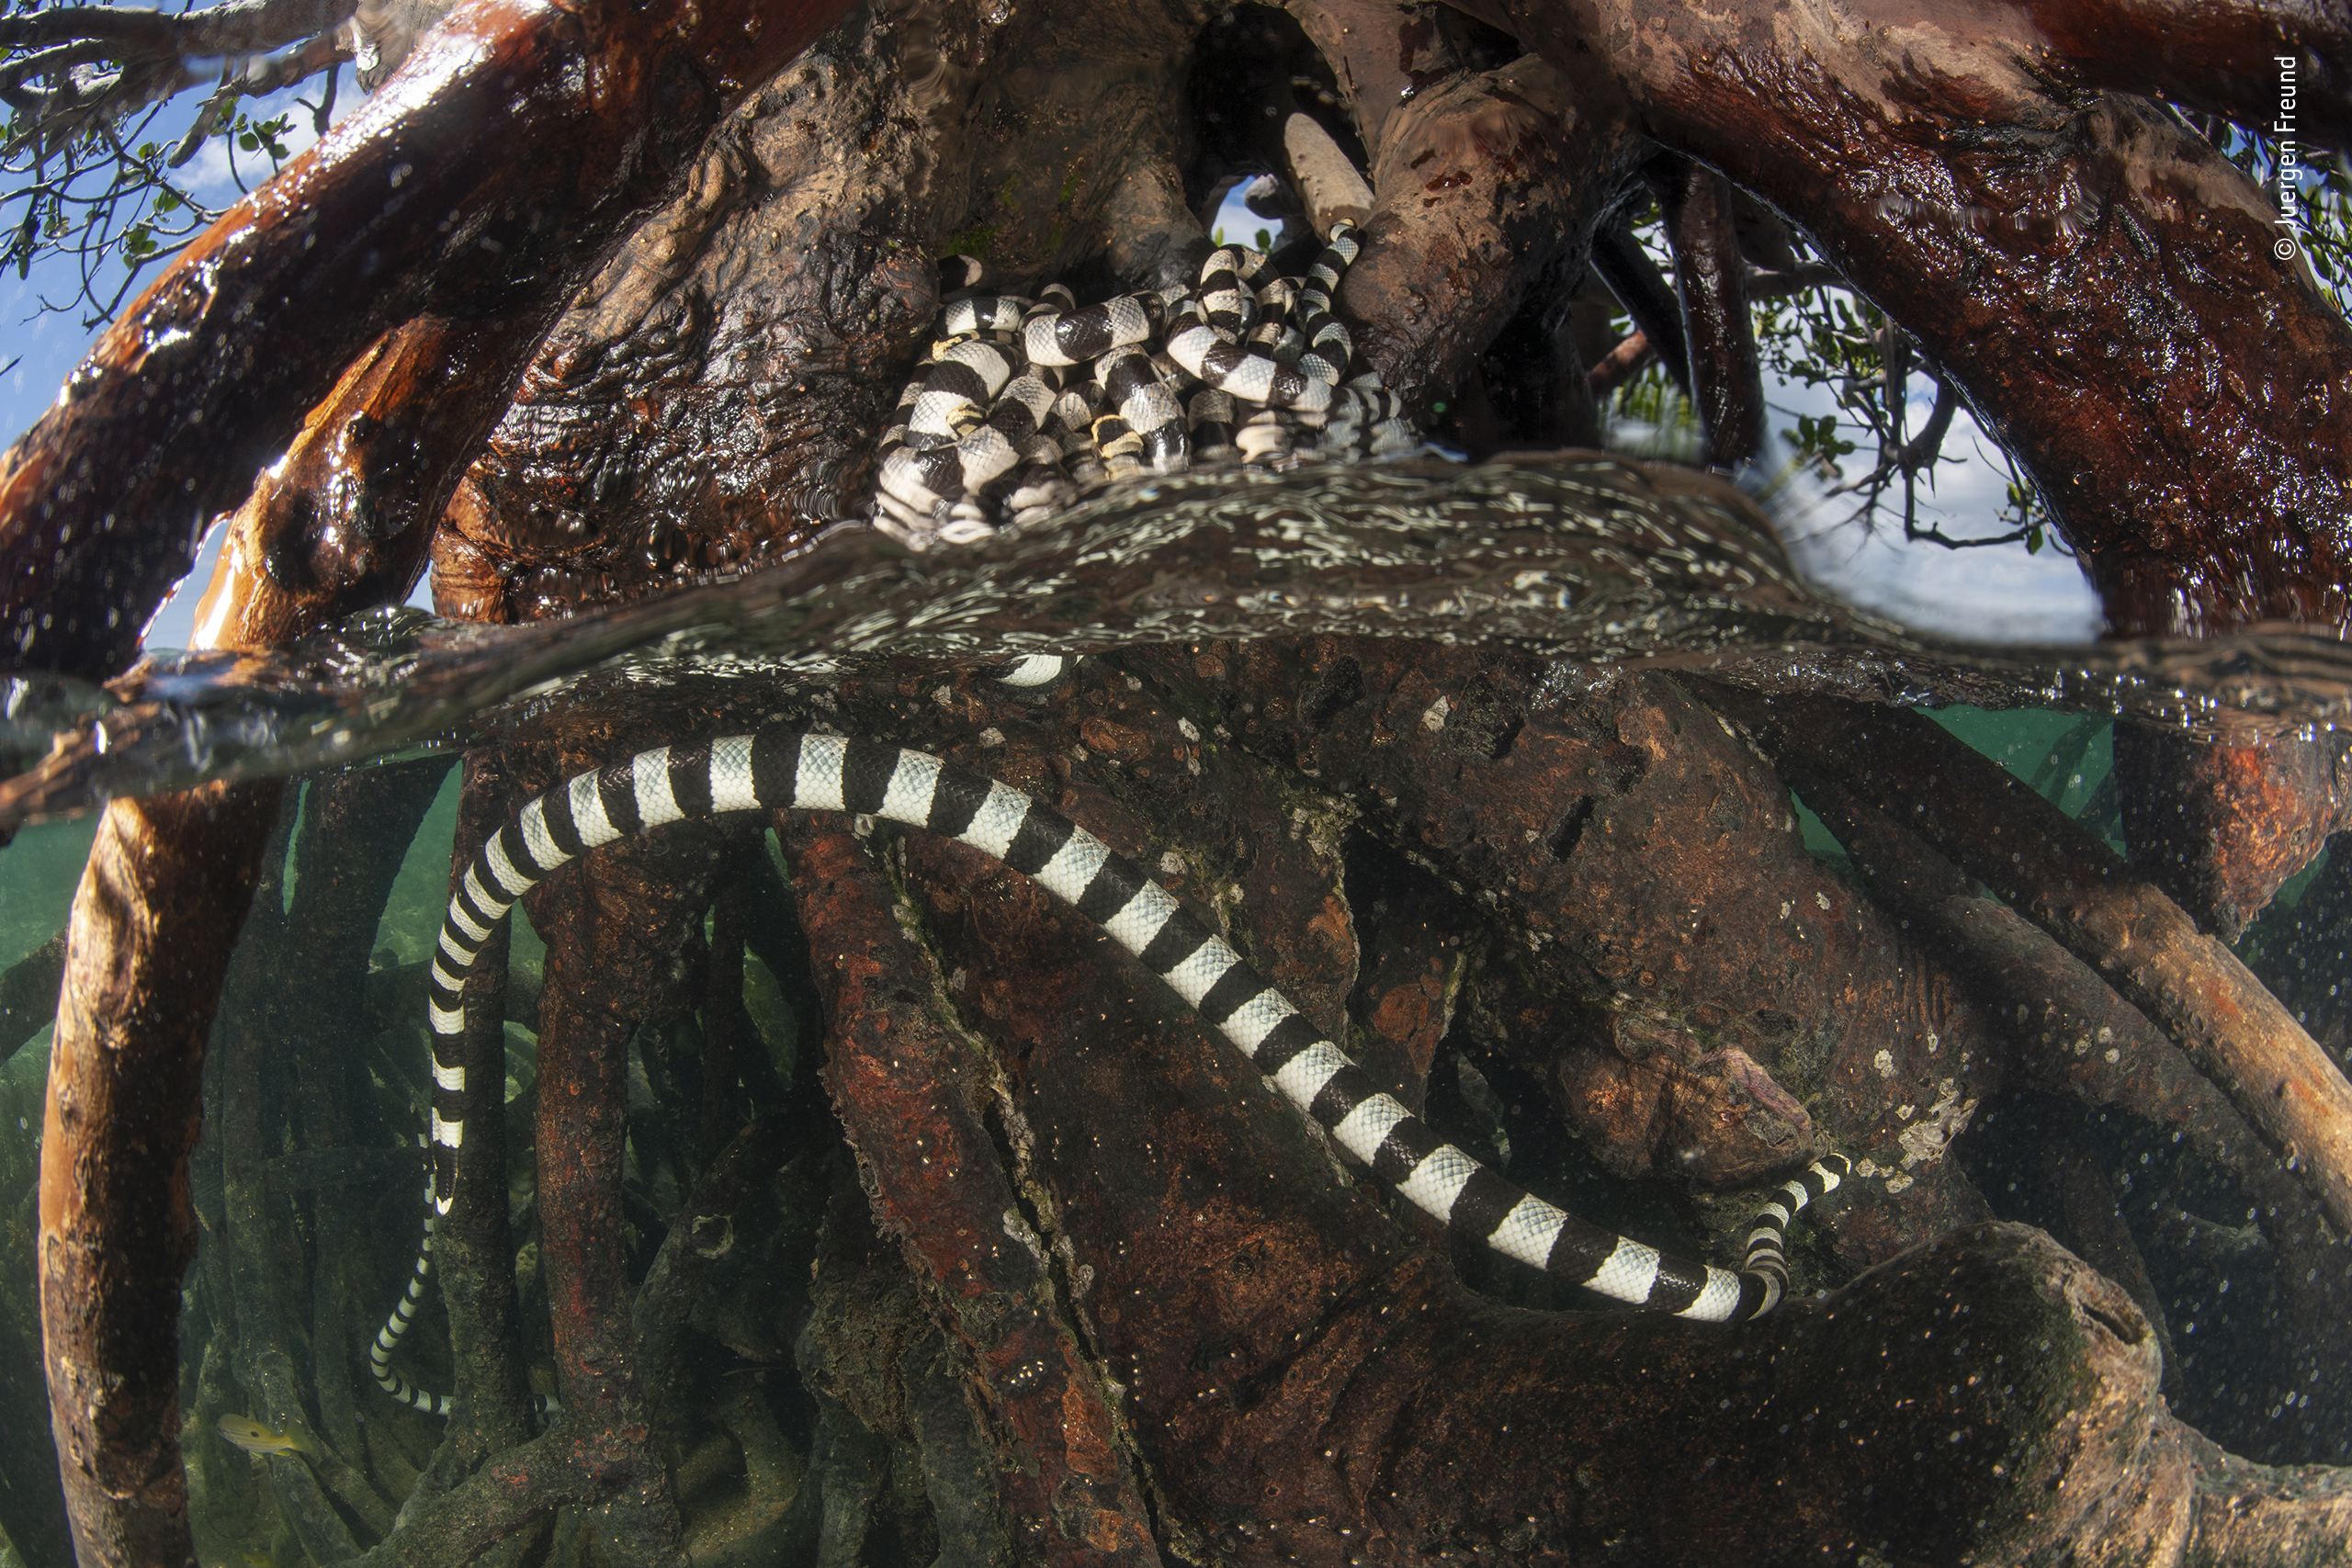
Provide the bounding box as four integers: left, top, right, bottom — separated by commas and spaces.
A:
873, 221, 1418, 550
371, 726, 1849, 1413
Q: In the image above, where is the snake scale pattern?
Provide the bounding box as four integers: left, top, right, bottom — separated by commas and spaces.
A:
373, 716, 1849, 1415
871, 222, 1419, 549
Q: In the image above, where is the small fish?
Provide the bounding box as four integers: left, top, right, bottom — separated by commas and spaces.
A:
214, 1414, 315, 1459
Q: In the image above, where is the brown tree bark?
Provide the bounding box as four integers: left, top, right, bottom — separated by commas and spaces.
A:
1651, 156, 1762, 468
185, 316, 532, 652
0, 0, 854, 676
1487, 0, 2352, 634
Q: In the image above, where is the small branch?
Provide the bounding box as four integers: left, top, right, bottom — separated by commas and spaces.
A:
1744, 259, 1848, 299
0, 39, 119, 95
1589, 218, 1691, 400
1587, 328, 1655, 395
0, 0, 357, 63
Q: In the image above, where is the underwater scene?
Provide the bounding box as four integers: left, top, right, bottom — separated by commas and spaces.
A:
0, 459, 2350, 1567
5, 0, 2352, 1562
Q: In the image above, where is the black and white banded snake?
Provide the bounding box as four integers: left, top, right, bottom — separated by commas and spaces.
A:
370, 686, 1849, 1415
870, 222, 1419, 550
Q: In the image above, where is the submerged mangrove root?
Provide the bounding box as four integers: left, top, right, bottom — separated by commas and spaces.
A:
2111, 723, 2352, 944
41, 783, 283, 1568
11, 639, 2341, 1563
773, 651, 2245, 1562
782, 818, 1164, 1566
1709, 686, 2352, 1246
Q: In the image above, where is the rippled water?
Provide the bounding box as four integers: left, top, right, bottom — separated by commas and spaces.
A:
5, 450, 2349, 827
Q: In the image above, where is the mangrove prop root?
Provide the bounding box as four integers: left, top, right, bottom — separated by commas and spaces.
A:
413, 750, 539, 1487
1343, 56, 1603, 413
40, 782, 284, 1568
780, 818, 1166, 1567
1588, 221, 1693, 401
1713, 685, 2352, 1240
2017, 0, 2352, 153
1652, 155, 1764, 468
524, 901, 687, 1563
1526, 0, 2352, 632
214, 879, 371, 1566
186, 316, 537, 654
2112, 722, 2351, 942
834, 667, 2202, 1560
1110, 640, 1999, 1269
1795, 763, 2352, 1462
0, 0, 854, 678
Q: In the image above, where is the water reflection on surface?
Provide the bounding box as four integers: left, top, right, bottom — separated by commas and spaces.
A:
4, 452, 2350, 825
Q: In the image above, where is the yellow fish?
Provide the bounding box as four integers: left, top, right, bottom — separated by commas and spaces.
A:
214, 1414, 316, 1459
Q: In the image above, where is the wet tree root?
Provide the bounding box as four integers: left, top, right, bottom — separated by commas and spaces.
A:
786, 655, 2267, 1564
782, 818, 1165, 1567
40, 782, 285, 1568
1709, 686, 2352, 1245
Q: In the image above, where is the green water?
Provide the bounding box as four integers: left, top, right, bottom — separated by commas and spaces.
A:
0, 816, 95, 975
0, 683, 2343, 1565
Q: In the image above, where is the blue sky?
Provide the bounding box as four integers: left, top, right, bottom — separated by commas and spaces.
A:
1, 92, 2098, 653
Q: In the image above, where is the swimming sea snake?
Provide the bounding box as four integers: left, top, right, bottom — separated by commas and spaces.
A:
371, 719, 1849, 1416
872, 221, 1416, 548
